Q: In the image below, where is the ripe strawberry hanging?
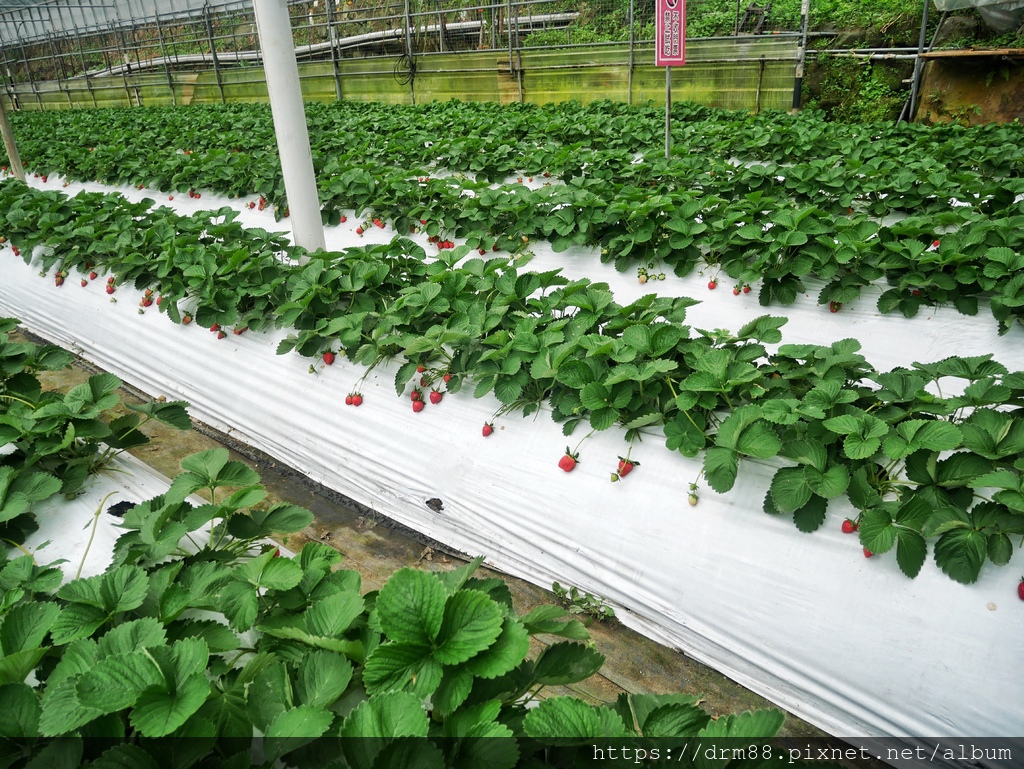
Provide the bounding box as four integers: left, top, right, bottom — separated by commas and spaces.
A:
345, 394, 354, 405
863, 547, 874, 558
616, 457, 638, 478
351, 393, 363, 407
482, 422, 494, 437
429, 389, 443, 405
707, 280, 717, 290
322, 351, 335, 366
412, 399, 425, 413
410, 389, 422, 402
841, 519, 858, 534
558, 448, 579, 473
1017, 576, 1024, 601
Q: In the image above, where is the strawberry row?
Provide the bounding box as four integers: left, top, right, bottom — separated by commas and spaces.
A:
5, 101, 1024, 333
2, 179, 1024, 589
0, 316, 191, 545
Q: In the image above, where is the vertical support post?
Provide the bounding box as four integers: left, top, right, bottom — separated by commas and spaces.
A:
154, 13, 176, 107
790, 0, 809, 112
0, 44, 20, 111
325, 0, 343, 101
0, 92, 25, 181
664, 66, 671, 159
47, 34, 73, 108
74, 31, 98, 108
755, 55, 765, 114
17, 38, 42, 110
251, 0, 326, 256
111, 24, 134, 106
511, 0, 522, 102
403, 0, 415, 104
908, 0, 930, 123
204, 5, 227, 104
627, 0, 634, 105
438, 0, 445, 53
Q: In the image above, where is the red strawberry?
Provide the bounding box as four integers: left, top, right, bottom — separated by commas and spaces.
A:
419, 219, 427, 225
1018, 576, 1024, 601
80, 279, 88, 287
932, 239, 940, 248
732, 287, 740, 295
411, 389, 422, 401
105, 284, 115, 294
416, 365, 426, 373
707, 280, 717, 290
479, 248, 486, 255
55, 276, 64, 287
355, 227, 364, 235
617, 457, 638, 477
210, 324, 220, 333
340, 215, 347, 223
412, 399, 425, 413
830, 302, 841, 313
558, 448, 579, 473
107, 276, 115, 284
420, 376, 428, 387
429, 390, 442, 405
217, 331, 227, 339
273, 548, 281, 557
841, 519, 857, 534
345, 394, 354, 405
323, 351, 335, 366
140, 298, 153, 307
144, 289, 154, 297
863, 547, 873, 558
482, 422, 494, 437
351, 394, 363, 407
233, 327, 247, 335
156, 296, 163, 305
168, 195, 174, 200
182, 315, 192, 325
743, 285, 751, 293
373, 218, 383, 228
443, 373, 451, 383
912, 289, 921, 296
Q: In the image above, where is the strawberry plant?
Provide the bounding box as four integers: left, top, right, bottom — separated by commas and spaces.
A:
0, 449, 797, 760
0, 317, 190, 545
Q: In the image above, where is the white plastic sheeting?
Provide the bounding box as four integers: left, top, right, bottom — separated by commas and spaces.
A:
2, 176, 1023, 751
23, 452, 197, 581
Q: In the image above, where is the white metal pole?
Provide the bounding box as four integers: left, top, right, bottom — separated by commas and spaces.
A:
0, 94, 26, 183
665, 66, 671, 159
251, 0, 325, 256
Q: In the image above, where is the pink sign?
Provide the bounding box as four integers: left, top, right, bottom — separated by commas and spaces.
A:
655, 0, 686, 66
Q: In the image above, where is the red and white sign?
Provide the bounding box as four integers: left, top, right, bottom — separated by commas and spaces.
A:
655, 0, 686, 66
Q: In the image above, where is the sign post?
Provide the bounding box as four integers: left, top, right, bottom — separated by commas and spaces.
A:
655, 0, 686, 159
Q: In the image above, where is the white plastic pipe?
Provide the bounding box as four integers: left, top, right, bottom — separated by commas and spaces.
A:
252, 0, 325, 256
0, 96, 26, 183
